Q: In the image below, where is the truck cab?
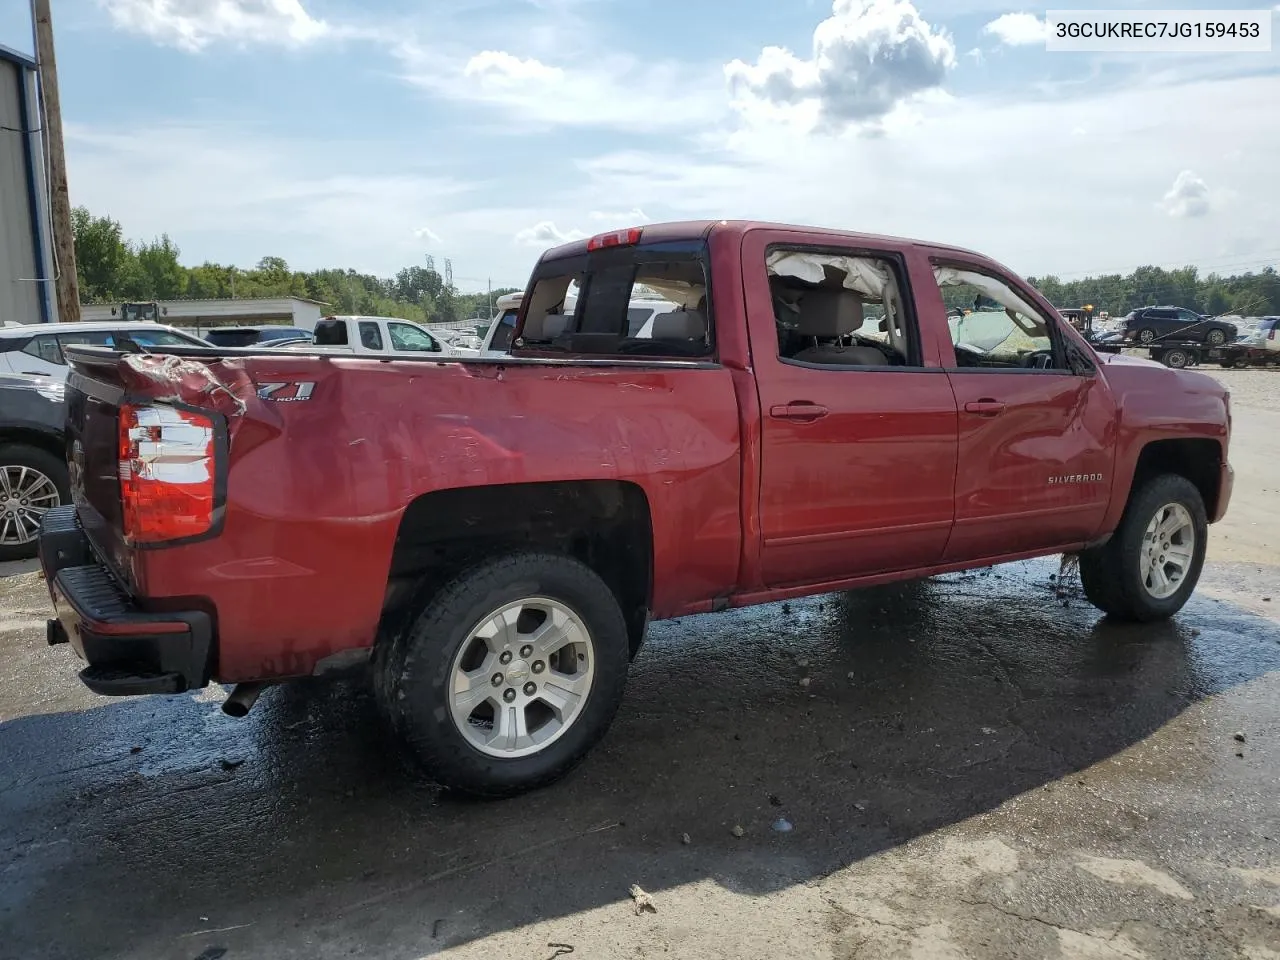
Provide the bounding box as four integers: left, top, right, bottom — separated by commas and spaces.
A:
292, 315, 461, 357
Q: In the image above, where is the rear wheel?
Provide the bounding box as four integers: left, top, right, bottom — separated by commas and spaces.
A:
1162, 348, 1191, 369
1206, 329, 1227, 347
1079, 474, 1207, 622
376, 552, 630, 796
0, 445, 68, 562
1136, 328, 1157, 344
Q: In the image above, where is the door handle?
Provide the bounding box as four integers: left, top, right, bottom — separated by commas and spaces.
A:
964, 399, 1006, 417
770, 402, 829, 422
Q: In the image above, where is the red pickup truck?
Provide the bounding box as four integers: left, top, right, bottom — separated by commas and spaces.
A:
41, 220, 1233, 795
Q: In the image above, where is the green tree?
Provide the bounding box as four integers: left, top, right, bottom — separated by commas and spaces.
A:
135, 235, 186, 300
72, 206, 133, 301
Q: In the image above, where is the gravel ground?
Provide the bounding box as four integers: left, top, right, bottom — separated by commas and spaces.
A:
1201, 366, 1279, 412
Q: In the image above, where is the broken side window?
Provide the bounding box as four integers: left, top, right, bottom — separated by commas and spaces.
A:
932, 266, 1065, 371
766, 249, 918, 368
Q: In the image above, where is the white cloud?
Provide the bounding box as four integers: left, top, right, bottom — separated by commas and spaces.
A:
724, 0, 956, 132
514, 222, 587, 247
1160, 170, 1212, 218
399, 42, 722, 130
564, 74, 1278, 278
464, 50, 564, 84
982, 12, 1048, 46
966, 47, 984, 64
413, 226, 442, 243
99, 0, 330, 51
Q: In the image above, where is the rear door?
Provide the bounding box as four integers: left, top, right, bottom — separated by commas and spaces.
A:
743, 229, 959, 587
922, 258, 1116, 560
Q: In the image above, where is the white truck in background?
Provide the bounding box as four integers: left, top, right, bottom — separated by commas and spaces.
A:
281, 315, 466, 358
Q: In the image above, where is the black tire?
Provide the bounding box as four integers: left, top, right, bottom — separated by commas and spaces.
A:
0, 444, 69, 562
1137, 328, 1157, 344
1206, 329, 1227, 347
376, 552, 629, 796
1162, 349, 1190, 369
1079, 474, 1207, 622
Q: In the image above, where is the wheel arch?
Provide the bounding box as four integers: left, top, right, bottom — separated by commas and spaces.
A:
383, 480, 654, 658
0, 426, 66, 464
1130, 438, 1224, 520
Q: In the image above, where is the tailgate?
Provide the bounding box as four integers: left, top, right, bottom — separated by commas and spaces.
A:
63, 347, 257, 589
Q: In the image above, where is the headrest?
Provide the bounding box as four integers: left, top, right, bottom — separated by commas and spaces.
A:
796, 289, 864, 337
650, 310, 707, 341
522, 312, 571, 341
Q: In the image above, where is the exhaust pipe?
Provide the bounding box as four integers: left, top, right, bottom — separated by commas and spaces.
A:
222, 682, 265, 718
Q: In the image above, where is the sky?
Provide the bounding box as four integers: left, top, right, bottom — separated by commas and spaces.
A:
2, 0, 1279, 292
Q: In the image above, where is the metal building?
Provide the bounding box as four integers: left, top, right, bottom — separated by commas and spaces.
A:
0, 43, 55, 325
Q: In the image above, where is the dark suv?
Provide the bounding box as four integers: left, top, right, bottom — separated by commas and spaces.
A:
0, 373, 68, 561
1118, 306, 1237, 346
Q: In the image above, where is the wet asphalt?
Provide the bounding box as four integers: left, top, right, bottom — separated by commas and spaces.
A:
1, 550, 1278, 959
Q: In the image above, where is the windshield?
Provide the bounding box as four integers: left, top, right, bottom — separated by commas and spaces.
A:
117, 328, 208, 347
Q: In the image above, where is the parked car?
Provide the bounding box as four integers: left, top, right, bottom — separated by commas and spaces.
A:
201, 326, 314, 348
0, 321, 209, 381
1214, 316, 1280, 367
1116, 306, 1237, 346
43, 220, 1233, 796
0, 373, 67, 560
272, 315, 465, 357
1238, 316, 1279, 351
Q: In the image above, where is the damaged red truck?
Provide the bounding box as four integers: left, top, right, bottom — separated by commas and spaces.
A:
41, 221, 1233, 795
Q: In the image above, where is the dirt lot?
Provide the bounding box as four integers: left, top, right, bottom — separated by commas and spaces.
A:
1, 369, 1277, 960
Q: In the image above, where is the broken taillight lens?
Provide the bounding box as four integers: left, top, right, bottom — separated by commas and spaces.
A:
118, 404, 219, 544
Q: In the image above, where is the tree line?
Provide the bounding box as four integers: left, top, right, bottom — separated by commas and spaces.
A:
74, 207, 1280, 324
1028, 264, 1279, 318
72, 207, 519, 325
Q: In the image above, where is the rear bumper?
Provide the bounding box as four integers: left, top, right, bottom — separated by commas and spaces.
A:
39, 505, 213, 696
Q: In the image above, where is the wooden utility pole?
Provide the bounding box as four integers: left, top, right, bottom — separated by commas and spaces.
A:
31, 0, 80, 321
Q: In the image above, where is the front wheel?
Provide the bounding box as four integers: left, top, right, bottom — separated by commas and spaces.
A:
376, 552, 630, 796
1079, 474, 1207, 622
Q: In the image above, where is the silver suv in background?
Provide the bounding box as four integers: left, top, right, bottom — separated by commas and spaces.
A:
0, 322, 209, 381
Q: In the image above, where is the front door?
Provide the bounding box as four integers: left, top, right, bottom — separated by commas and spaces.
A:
744, 233, 959, 588
926, 262, 1116, 561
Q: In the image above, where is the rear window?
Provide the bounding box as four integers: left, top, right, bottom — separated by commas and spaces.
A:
313, 320, 349, 346
518, 241, 712, 359
205, 329, 264, 347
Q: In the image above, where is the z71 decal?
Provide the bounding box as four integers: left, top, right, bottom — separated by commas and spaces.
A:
256, 382, 315, 402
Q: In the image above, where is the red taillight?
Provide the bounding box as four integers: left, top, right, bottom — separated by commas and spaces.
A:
586, 227, 642, 251
118, 404, 218, 544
